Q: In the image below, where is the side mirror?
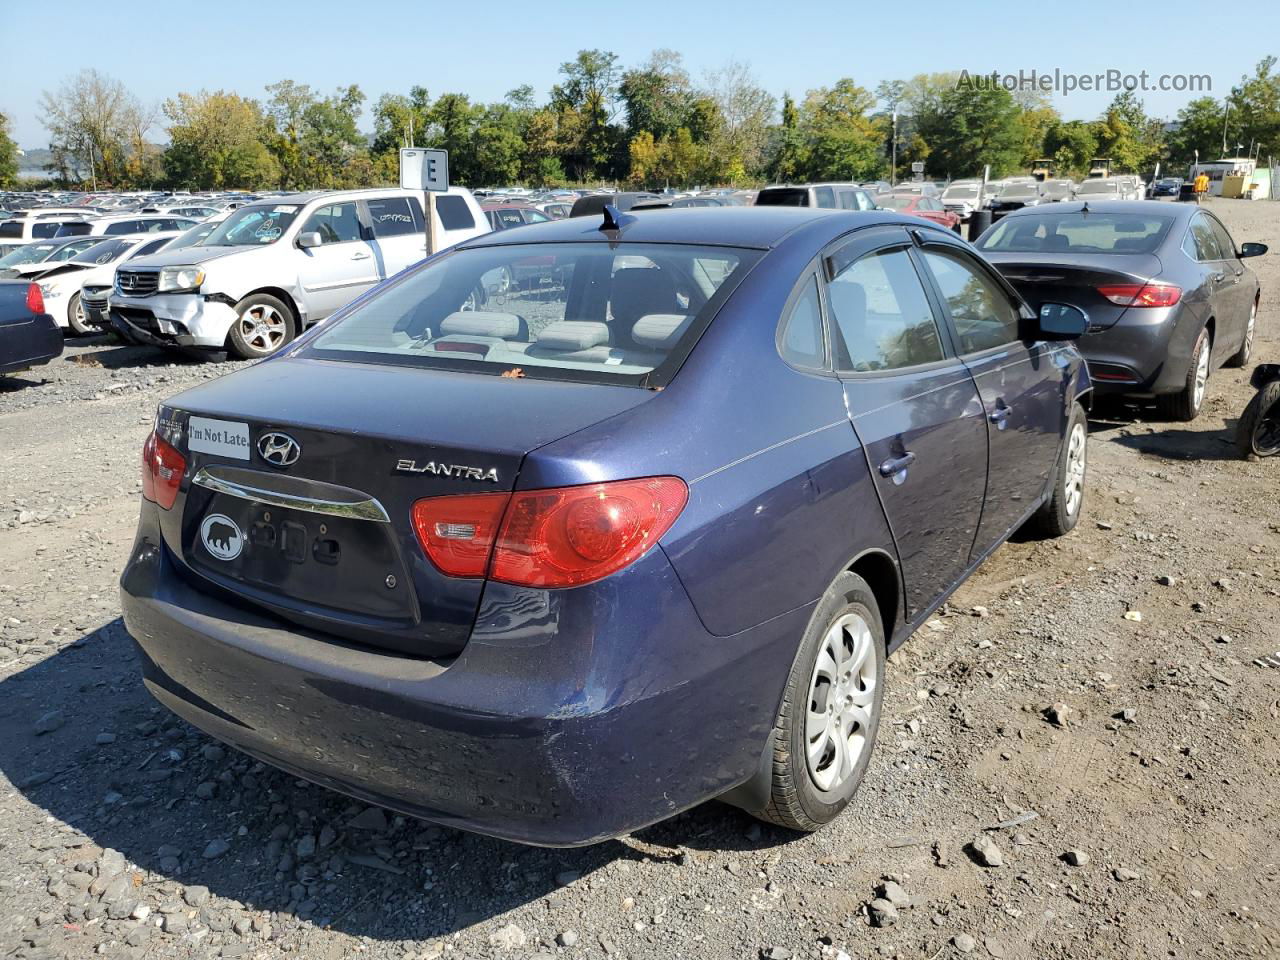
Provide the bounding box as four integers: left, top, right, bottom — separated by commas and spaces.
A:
1026, 302, 1089, 340
1239, 241, 1268, 258
297, 231, 322, 249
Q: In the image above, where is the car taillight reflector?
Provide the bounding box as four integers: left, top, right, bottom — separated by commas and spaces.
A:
141, 430, 186, 509
26, 283, 43, 315
1097, 282, 1181, 307
411, 476, 688, 588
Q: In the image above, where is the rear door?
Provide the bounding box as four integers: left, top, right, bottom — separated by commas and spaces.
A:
1202, 212, 1252, 355
826, 227, 989, 621
296, 200, 378, 319
363, 195, 427, 279
915, 241, 1066, 556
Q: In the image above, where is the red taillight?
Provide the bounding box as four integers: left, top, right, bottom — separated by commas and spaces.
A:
411, 492, 510, 578
141, 430, 186, 510
1097, 282, 1181, 308
411, 477, 688, 588
26, 283, 43, 315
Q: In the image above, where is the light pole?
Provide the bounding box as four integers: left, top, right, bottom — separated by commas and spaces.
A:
1221, 104, 1229, 157
891, 110, 898, 186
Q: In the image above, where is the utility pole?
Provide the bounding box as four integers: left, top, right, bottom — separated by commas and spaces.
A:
1221, 104, 1229, 157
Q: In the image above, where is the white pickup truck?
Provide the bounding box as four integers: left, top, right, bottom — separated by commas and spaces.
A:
109, 187, 489, 358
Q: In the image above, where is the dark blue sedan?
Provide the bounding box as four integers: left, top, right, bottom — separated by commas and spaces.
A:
121, 207, 1093, 845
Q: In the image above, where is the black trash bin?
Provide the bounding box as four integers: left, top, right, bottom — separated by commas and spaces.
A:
968, 209, 992, 242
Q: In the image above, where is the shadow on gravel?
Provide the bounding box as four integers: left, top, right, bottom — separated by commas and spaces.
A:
0, 371, 54, 393
0, 618, 788, 943
63, 340, 215, 370
1110, 424, 1241, 462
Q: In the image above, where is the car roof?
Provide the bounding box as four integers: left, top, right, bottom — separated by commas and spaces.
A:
460, 207, 945, 252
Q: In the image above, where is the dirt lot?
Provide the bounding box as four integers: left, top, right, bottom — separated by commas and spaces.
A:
1, 199, 1277, 960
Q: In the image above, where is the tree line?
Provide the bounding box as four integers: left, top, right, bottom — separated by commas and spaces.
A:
3, 53, 1280, 192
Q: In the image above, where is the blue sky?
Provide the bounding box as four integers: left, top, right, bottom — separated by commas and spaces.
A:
5, 0, 1272, 149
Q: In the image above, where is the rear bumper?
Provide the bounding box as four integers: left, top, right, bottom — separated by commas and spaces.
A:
120, 502, 807, 846
109, 293, 237, 349
0, 313, 63, 373
1079, 306, 1189, 396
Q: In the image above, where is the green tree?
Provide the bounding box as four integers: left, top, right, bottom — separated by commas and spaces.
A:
0, 113, 20, 187
1167, 97, 1227, 165
1228, 56, 1280, 157
162, 90, 279, 189
915, 77, 1022, 177
705, 60, 775, 178
1093, 91, 1162, 173
38, 68, 148, 187
1043, 120, 1098, 179
769, 92, 802, 182
619, 49, 693, 141
797, 79, 883, 181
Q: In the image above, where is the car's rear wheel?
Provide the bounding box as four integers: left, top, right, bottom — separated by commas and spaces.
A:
1226, 299, 1257, 368
66, 293, 92, 336
1157, 326, 1211, 422
227, 294, 296, 359
1027, 402, 1087, 538
755, 572, 884, 832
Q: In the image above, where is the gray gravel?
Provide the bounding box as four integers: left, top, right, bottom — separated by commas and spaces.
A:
0, 199, 1278, 959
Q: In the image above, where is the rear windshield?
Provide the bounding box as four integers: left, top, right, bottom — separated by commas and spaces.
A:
755, 189, 809, 207
302, 241, 760, 387
977, 212, 1175, 254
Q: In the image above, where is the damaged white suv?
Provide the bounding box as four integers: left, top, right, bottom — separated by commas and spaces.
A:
109, 188, 489, 358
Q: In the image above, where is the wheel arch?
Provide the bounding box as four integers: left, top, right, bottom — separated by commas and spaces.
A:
237, 287, 302, 325
846, 548, 901, 649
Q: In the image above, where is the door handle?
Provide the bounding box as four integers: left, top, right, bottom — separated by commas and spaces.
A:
878, 451, 916, 478
1211, 272, 1225, 283
351, 252, 371, 260
989, 405, 1013, 426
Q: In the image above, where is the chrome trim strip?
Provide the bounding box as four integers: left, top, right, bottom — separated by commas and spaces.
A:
191, 468, 390, 523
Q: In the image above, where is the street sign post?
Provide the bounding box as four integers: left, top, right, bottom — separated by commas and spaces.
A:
400, 148, 450, 255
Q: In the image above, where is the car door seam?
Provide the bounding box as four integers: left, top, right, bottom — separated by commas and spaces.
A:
690, 419, 849, 485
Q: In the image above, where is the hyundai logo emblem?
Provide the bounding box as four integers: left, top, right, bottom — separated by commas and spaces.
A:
258, 432, 301, 467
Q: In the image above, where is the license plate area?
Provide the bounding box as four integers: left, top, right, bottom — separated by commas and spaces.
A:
186, 496, 413, 622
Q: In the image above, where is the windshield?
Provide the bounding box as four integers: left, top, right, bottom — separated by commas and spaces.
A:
0, 242, 65, 266
977, 212, 1175, 254
201, 203, 300, 246
168, 222, 218, 251
1077, 180, 1118, 195
73, 238, 136, 265
942, 186, 978, 199
303, 242, 760, 386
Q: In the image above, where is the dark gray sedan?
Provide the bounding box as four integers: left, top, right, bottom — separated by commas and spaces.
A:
977, 201, 1266, 420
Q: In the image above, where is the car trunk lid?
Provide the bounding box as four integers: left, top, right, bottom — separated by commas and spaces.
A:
157, 357, 654, 657
985, 252, 1165, 330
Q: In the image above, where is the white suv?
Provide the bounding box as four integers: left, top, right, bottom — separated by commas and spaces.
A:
108, 187, 489, 358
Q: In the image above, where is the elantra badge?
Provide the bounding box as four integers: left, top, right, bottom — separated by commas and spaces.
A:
258, 432, 301, 467
200, 514, 244, 561
395, 459, 500, 482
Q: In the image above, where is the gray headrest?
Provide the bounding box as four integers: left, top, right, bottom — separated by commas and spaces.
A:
440, 311, 520, 338
632, 313, 692, 349
536, 321, 610, 351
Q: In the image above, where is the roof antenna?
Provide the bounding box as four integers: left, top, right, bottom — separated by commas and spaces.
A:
600, 203, 635, 232
1080, 201, 1090, 215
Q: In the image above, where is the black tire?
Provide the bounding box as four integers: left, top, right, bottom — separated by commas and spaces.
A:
1156, 325, 1210, 422
66, 293, 92, 336
755, 572, 885, 832
1225, 299, 1257, 368
1236, 380, 1280, 458
1027, 402, 1088, 538
227, 294, 296, 360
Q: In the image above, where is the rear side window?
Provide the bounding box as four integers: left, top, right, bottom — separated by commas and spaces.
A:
920, 248, 1020, 353
33, 222, 61, 238
366, 197, 420, 238
435, 195, 475, 231
779, 275, 826, 369
829, 247, 944, 372
0, 222, 20, 238
303, 203, 362, 244
1188, 216, 1223, 261
755, 188, 808, 207
813, 187, 836, 209
105, 221, 139, 235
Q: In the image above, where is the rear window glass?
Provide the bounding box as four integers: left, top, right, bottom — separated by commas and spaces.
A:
367, 197, 420, 238
756, 188, 809, 207
303, 242, 760, 387
435, 195, 475, 230
977, 213, 1174, 254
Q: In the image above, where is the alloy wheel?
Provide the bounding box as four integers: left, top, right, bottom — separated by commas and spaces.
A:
805, 612, 878, 793
1192, 340, 1211, 411
1064, 421, 1087, 516
238, 303, 287, 353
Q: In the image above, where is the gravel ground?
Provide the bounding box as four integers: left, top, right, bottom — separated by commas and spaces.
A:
1, 199, 1278, 960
